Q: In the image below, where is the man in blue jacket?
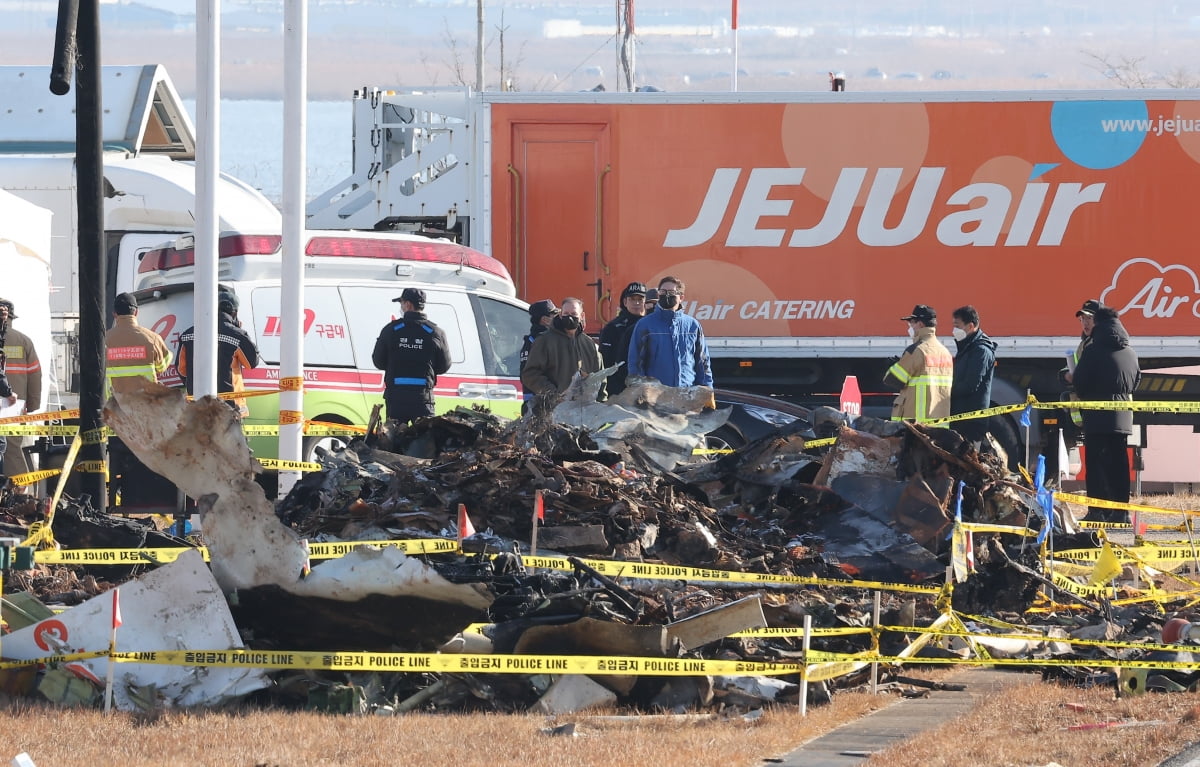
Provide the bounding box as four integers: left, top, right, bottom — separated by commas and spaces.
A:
949, 305, 997, 444
627, 276, 713, 388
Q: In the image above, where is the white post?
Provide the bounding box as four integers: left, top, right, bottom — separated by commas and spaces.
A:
193, 0, 221, 400
732, 32, 738, 92
278, 0, 308, 496
103, 587, 120, 713
799, 613, 811, 717
870, 591, 881, 695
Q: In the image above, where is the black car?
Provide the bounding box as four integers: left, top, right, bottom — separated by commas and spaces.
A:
708, 389, 814, 451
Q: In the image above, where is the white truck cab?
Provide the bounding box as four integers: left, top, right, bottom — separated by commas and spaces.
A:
0, 65, 283, 402
133, 230, 530, 460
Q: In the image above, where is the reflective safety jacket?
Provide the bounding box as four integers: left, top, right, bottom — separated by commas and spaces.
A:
176, 311, 261, 416
884, 327, 953, 422
104, 315, 173, 396
1, 326, 42, 412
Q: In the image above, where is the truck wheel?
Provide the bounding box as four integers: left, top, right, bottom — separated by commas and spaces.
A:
303, 434, 349, 464
704, 425, 746, 458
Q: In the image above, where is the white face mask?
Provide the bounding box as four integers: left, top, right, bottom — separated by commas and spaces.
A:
906, 325, 915, 338
952, 327, 968, 342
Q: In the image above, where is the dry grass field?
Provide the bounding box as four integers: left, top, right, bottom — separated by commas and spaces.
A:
871, 677, 1200, 767
0, 675, 1196, 767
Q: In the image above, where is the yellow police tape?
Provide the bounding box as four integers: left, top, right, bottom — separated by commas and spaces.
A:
1058, 541, 1200, 568
518, 554, 942, 594
0, 650, 110, 670
732, 626, 873, 638
0, 425, 81, 437
923, 402, 1029, 427
29, 540, 941, 595
1057, 400, 1200, 413
0, 408, 79, 425
693, 435, 834, 456
256, 458, 323, 472
242, 422, 368, 438
2, 637, 1197, 677
959, 521, 1039, 538
33, 538, 462, 565
1078, 520, 1189, 533
74, 460, 107, 474
9, 468, 62, 487
97, 650, 805, 676
1055, 492, 1200, 518
916, 397, 1200, 429
35, 547, 210, 565
306, 539, 460, 558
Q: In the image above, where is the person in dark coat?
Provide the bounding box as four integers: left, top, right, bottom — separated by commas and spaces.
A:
1069, 302, 1140, 522
519, 299, 559, 413
177, 287, 261, 416
521, 298, 603, 398
372, 287, 451, 423
949, 305, 997, 444
520, 300, 559, 374
598, 281, 647, 396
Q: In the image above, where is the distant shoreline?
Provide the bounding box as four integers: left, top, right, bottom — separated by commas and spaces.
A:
0, 26, 1184, 100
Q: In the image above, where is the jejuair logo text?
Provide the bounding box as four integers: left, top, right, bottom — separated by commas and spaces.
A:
664, 167, 1103, 249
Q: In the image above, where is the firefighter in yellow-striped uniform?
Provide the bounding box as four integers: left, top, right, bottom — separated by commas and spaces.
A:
104, 292, 175, 508
884, 304, 953, 423
104, 292, 172, 397
0, 298, 43, 473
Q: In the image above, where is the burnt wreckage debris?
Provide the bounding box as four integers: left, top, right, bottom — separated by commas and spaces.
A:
3, 380, 1198, 713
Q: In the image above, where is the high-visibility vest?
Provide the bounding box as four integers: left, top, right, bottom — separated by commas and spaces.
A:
104, 316, 172, 397
887, 329, 953, 422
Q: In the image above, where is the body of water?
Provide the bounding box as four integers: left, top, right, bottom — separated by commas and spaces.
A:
185, 98, 351, 208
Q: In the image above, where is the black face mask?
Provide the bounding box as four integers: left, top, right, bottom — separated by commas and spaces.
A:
658, 293, 680, 310
553, 315, 581, 332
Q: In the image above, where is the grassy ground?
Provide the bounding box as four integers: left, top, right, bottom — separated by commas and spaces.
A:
869, 676, 1200, 767
0, 678, 1196, 767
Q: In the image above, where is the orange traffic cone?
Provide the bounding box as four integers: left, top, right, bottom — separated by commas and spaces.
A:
457, 503, 477, 542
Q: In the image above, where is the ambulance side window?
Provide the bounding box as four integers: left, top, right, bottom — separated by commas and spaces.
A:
475, 297, 528, 377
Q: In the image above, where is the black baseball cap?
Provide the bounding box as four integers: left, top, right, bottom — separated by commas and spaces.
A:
621, 282, 648, 300
900, 304, 936, 324
528, 299, 560, 320
218, 286, 239, 312
114, 292, 138, 314
1076, 299, 1103, 318
394, 287, 427, 306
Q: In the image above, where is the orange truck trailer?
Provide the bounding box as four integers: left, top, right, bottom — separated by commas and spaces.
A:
308, 88, 1200, 466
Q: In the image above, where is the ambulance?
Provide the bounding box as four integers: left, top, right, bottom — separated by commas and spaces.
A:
132, 230, 529, 461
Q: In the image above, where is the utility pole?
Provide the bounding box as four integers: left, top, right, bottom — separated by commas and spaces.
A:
618, 0, 635, 91
51, 0, 107, 510
476, 0, 484, 91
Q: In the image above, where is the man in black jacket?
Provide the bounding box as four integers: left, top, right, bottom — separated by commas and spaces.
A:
177, 288, 261, 416
949, 305, 997, 445
372, 287, 451, 422
1069, 301, 1140, 522
598, 281, 647, 396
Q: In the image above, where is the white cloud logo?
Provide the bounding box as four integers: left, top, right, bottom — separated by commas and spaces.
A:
1100, 258, 1200, 319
